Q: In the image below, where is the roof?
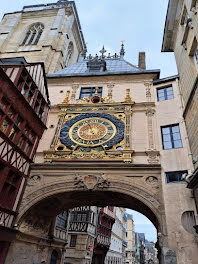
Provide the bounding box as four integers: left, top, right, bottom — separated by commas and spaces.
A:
153, 74, 179, 85
48, 57, 160, 78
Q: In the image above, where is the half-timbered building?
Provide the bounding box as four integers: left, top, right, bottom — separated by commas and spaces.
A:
0, 57, 50, 264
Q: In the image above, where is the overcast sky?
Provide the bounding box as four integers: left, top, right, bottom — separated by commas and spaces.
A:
0, 0, 173, 242
0, 0, 177, 78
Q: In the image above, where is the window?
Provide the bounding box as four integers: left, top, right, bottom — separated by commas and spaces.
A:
70, 235, 77, 247
56, 211, 68, 229
193, 45, 198, 70
166, 170, 187, 183
79, 87, 102, 99
50, 250, 58, 264
181, 211, 196, 234
64, 41, 74, 67
157, 86, 174, 101
22, 23, 44, 46
161, 124, 182, 149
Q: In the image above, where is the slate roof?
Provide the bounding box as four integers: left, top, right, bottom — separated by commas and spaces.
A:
48, 57, 160, 78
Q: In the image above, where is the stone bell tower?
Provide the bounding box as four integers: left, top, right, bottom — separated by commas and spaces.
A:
0, 0, 86, 73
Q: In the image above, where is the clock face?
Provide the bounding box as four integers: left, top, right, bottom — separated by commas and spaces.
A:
59, 113, 125, 150
69, 117, 116, 146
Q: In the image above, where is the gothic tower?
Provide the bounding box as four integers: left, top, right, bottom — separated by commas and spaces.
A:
0, 0, 86, 73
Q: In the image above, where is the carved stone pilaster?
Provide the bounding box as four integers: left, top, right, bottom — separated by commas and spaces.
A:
144, 81, 152, 102
145, 107, 155, 150
71, 84, 79, 102
50, 115, 65, 149
124, 105, 132, 149
107, 83, 114, 101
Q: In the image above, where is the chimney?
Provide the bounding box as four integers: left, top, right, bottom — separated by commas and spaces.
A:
138, 52, 146, 69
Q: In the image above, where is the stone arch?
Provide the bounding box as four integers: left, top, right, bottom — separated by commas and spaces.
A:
17, 173, 164, 234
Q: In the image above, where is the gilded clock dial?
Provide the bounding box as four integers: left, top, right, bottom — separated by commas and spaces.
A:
69, 117, 116, 146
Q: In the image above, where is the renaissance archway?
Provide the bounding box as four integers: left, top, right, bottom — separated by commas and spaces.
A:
5, 162, 177, 264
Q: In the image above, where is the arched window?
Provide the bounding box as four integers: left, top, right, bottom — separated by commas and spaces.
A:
22, 23, 44, 46
181, 211, 196, 234
64, 41, 74, 66
49, 250, 58, 264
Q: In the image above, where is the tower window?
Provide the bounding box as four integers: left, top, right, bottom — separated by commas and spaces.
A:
181, 211, 196, 234
161, 124, 182, 149
22, 23, 44, 46
79, 87, 102, 99
157, 86, 174, 101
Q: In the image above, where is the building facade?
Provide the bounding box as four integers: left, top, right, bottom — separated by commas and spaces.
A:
125, 213, 136, 264
92, 207, 115, 264
105, 208, 126, 264
0, 57, 50, 264
162, 0, 198, 217
0, 1, 198, 263
0, 1, 85, 74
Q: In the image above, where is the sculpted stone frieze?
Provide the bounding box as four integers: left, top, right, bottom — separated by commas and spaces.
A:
74, 173, 110, 190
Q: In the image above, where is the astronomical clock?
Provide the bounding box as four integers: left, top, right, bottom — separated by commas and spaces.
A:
44, 90, 133, 162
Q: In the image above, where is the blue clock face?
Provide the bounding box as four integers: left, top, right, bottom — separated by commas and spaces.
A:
59, 113, 125, 150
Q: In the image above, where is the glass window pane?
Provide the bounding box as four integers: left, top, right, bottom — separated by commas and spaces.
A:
174, 140, 182, 148
164, 141, 172, 149
172, 125, 179, 133
163, 134, 171, 141
167, 93, 174, 99
81, 88, 91, 93
162, 127, 170, 134
168, 173, 178, 182
172, 132, 181, 140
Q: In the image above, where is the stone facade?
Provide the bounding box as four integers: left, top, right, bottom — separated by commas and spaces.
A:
0, 1, 85, 74
105, 208, 126, 264
162, 0, 198, 213
0, 1, 198, 263
125, 213, 136, 264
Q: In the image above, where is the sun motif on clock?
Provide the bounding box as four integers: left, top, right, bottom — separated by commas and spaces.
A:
59, 113, 125, 150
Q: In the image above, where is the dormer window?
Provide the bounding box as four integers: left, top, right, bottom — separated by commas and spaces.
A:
22, 23, 44, 46
87, 56, 106, 72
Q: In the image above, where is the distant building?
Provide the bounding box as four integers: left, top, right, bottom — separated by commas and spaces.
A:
125, 213, 136, 264
135, 233, 145, 264
92, 207, 115, 264
105, 208, 126, 264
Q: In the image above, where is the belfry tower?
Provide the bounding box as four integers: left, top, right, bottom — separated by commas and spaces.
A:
0, 0, 85, 73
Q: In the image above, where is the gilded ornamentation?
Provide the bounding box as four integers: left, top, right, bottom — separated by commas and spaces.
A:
74, 173, 110, 190
125, 88, 132, 103
62, 90, 70, 104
